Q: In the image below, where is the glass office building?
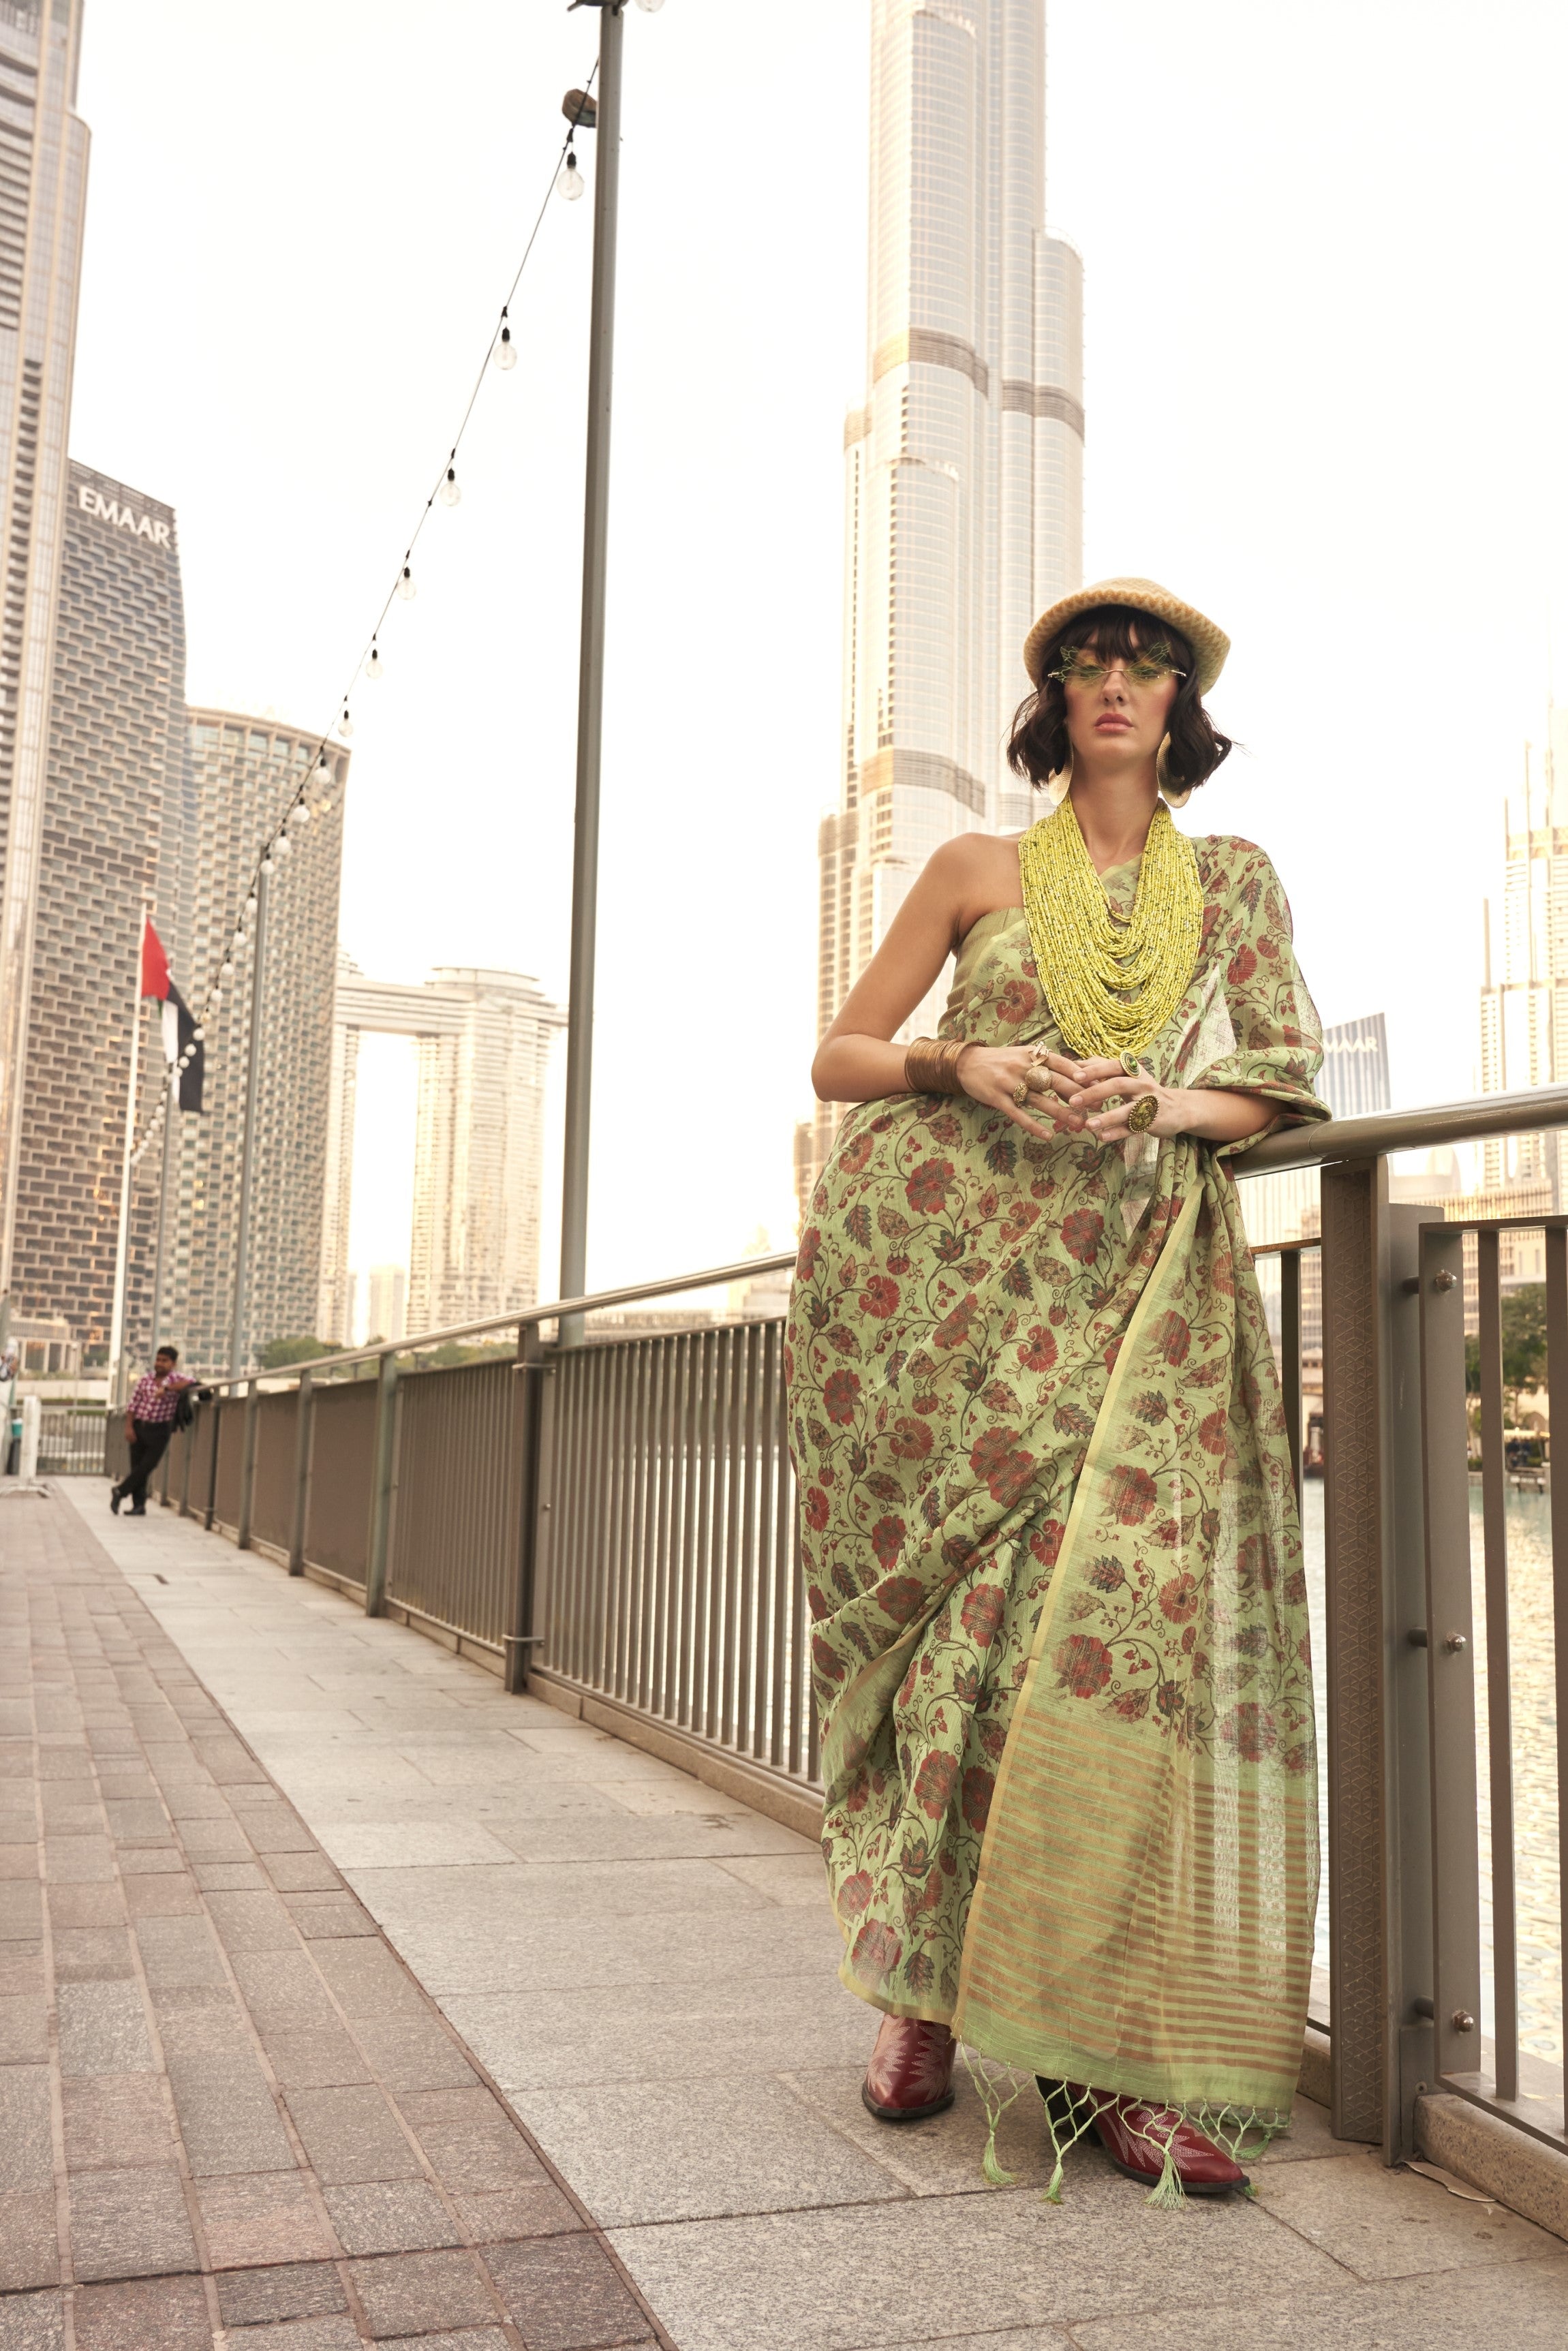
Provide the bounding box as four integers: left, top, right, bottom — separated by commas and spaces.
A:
799, 0, 1083, 1216
168, 711, 348, 1370
0, 0, 89, 1317
5, 464, 191, 1374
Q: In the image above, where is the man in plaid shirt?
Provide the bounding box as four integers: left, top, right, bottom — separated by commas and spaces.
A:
111, 1346, 205, 1517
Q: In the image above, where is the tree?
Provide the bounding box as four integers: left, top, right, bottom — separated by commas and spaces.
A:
260, 1335, 334, 1370
1464, 1283, 1548, 1402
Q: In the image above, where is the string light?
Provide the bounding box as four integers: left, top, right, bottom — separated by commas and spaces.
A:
122, 48, 607, 1169
559, 152, 585, 201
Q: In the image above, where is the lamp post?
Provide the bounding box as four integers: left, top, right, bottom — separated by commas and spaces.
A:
557, 0, 658, 1343
230, 866, 268, 1379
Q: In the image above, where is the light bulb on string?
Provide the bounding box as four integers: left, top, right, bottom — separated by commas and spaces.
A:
365, 643, 384, 683
440, 465, 461, 508
493, 310, 517, 371
337, 705, 353, 739
290, 799, 311, 829
220, 962, 234, 981
193, 1026, 204, 1041
209, 989, 221, 1007
260, 853, 275, 876
245, 895, 257, 917
274, 833, 292, 860
398, 564, 416, 602
634, 0, 664, 11
558, 151, 585, 201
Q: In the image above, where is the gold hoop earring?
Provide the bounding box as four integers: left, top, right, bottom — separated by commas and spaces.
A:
1156, 735, 1192, 811
1045, 747, 1073, 808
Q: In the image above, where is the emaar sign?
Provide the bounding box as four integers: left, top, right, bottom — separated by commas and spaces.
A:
76, 483, 172, 547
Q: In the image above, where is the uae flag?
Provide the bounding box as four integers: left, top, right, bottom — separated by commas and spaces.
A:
140, 917, 204, 1113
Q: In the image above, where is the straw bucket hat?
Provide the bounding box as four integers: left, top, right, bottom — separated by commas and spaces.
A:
1024, 577, 1230, 695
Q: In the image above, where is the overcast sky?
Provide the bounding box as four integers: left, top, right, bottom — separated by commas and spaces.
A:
70, 1, 1568, 1307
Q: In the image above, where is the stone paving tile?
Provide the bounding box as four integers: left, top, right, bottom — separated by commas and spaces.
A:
193, 2170, 335, 2269
70, 2273, 213, 2350
61, 2072, 174, 2169
0, 2186, 61, 2292
320, 2179, 462, 2256
66, 2164, 199, 2279
213, 2261, 348, 2327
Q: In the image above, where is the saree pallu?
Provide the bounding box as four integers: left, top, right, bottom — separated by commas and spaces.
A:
786, 833, 1331, 2163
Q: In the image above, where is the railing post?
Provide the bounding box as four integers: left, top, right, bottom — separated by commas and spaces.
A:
505, 1325, 549, 1695
288, 1370, 313, 1577
178, 1407, 195, 1518
236, 1379, 261, 1550
365, 1351, 399, 1616
1319, 1163, 1428, 2155
1419, 1222, 1483, 2110
204, 1391, 223, 1529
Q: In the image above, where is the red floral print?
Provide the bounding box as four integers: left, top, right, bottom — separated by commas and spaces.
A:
904, 1158, 955, 1215
1109, 1464, 1159, 1524
1056, 1633, 1113, 1698
1061, 1208, 1105, 1265
823, 1368, 861, 1426
871, 1515, 906, 1569
914, 1749, 959, 1817
959, 1584, 1006, 1648
859, 1275, 900, 1319
962, 1766, 994, 1830
1158, 1571, 1200, 1624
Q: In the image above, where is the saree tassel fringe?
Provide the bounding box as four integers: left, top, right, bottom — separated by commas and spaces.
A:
961, 2046, 1025, 2185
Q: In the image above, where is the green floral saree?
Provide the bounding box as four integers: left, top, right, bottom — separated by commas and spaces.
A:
786, 831, 1330, 2183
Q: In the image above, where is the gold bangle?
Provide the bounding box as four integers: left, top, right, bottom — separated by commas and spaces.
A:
905, 1036, 969, 1097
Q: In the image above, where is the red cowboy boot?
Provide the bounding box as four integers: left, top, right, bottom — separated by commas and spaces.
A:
861, 2016, 956, 2122
1068, 2083, 1246, 2195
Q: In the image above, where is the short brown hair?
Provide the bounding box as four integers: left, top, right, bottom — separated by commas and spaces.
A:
1007, 603, 1233, 797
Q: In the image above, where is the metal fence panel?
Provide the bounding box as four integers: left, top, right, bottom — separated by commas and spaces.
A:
213, 1398, 245, 1529
303, 1379, 378, 1585
388, 1358, 519, 1650
250, 1392, 301, 1554
534, 1323, 816, 1792
38, 1409, 109, 1475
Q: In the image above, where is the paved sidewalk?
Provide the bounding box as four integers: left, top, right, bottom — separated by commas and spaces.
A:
18, 1479, 1568, 2350
3, 1488, 656, 2350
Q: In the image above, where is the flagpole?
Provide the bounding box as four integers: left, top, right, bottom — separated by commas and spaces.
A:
106, 901, 149, 1406
230, 865, 268, 1377
150, 1062, 176, 1359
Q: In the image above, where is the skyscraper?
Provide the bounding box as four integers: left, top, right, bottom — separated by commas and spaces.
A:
1321, 1012, 1390, 1124
166, 711, 347, 1368
799, 0, 1083, 1214
5, 463, 191, 1374
0, 0, 89, 1312
322, 961, 565, 1343
1478, 703, 1568, 1202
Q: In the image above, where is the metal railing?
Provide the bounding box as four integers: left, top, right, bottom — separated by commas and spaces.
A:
110, 1079, 1568, 2170
38, 1404, 108, 1474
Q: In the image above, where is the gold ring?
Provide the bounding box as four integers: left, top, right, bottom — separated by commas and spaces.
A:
1128, 1093, 1158, 1133
1011, 1077, 1030, 1107
1119, 1049, 1142, 1078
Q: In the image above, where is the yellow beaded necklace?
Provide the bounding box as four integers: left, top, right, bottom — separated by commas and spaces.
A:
1018, 798, 1203, 1060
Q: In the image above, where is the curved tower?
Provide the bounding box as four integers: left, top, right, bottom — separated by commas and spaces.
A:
800, 0, 1083, 1212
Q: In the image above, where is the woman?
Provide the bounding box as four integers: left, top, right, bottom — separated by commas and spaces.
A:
787, 578, 1329, 2204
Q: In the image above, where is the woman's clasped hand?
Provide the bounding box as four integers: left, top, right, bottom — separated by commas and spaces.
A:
951, 1044, 1173, 1143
